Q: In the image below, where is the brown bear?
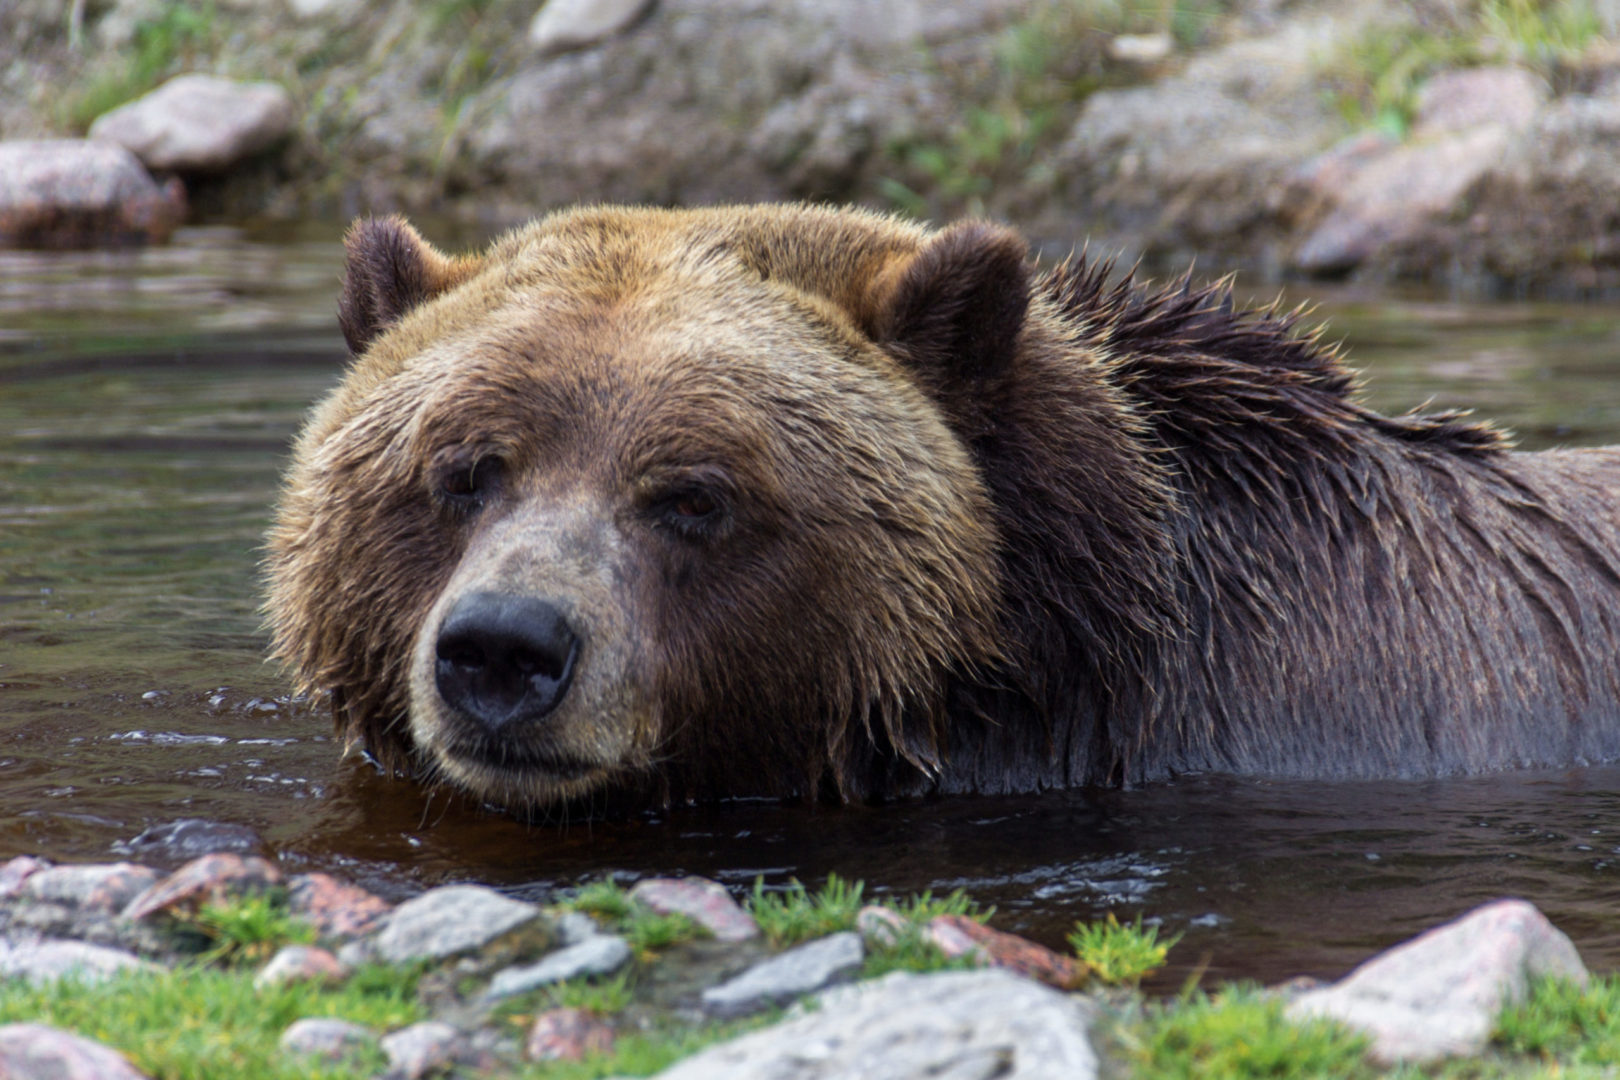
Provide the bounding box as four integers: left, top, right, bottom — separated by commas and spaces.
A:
265, 203, 1620, 812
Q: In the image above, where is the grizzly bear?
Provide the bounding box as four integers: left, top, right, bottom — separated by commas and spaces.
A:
265, 203, 1620, 812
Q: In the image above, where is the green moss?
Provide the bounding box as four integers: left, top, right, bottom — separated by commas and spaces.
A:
0, 964, 423, 1080
1068, 912, 1179, 986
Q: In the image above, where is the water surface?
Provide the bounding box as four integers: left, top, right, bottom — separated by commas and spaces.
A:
3, 226, 1619, 987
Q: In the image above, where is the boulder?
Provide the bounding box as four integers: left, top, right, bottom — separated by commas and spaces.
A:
0, 140, 182, 248
89, 74, 294, 173
0, 1023, 149, 1080
528, 0, 654, 54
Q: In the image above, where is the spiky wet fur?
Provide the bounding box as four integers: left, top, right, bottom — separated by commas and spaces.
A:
265, 204, 1620, 812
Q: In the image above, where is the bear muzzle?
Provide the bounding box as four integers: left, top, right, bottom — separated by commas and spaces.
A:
433, 591, 581, 734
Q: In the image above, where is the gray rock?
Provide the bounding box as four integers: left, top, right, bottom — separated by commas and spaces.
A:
661, 969, 1097, 1079
379, 1020, 461, 1080
371, 884, 547, 966
555, 911, 600, 946
0, 139, 183, 248
1414, 66, 1546, 138
528, 0, 654, 54
1287, 899, 1588, 1063
279, 1017, 378, 1062
0, 939, 160, 985
0, 1022, 150, 1080
253, 944, 347, 990
701, 931, 864, 1018
630, 877, 758, 942
89, 74, 294, 173
120, 819, 266, 860
0, 856, 48, 898
16, 862, 158, 913
484, 934, 631, 1000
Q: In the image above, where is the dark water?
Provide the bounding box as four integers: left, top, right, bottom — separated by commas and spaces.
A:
4, 225, 1620, 988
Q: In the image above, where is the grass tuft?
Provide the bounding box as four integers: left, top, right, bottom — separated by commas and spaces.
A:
746, 874, 865, 947
190, 891, 316, 967
1494, 973, 1620, 1065
1123, 985, 1374, 1080
1068, 912, 1179, 986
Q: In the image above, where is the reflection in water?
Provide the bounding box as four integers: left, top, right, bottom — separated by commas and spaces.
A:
3, 227, 1620, 985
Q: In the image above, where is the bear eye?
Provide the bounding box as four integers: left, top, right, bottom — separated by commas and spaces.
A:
651, 486, 726, 538
438, 455, 505, 507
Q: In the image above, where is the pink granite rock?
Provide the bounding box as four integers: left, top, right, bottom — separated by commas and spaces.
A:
0, 856, 49, 899
0, 1022, 149, 1079
526, 1007, 615, 1062
122, 853, 281, 921
629, 877, 757, 942
20, 862, 160, 913
253, 944, 347, 990
927, 915, 1087, 989
286, 872, 392, 938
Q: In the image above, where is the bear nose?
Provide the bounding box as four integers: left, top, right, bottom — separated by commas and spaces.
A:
434, 592, 580, 734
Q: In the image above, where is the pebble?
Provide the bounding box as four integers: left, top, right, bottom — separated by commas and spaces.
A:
484, 934, 632, 1001
701, 931, 864, 1018
0, 1022, 151, 1080
253, 944, 347, 990
526, 1007, 615, 1062
20, 863, 159, 913
0, 939, 160, 985
630, 877, 758, 942
279, 1017, 378, 1063
370, 884, 549, 966
379, 1020, 461, 1079
286, 872, 392, 938
122, 854, 282, 921
928, 914, 1087, 989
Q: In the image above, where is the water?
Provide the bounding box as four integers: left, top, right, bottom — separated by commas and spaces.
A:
4, 224, 1620, 987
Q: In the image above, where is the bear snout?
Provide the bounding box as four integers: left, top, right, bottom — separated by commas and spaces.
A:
433, 591, 581, 734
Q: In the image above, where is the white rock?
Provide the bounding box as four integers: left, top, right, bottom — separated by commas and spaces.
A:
528, 0, 653, 54
380, 1021, 462, 1079
661, 969, 1098, 1079
279, 1017, 377, 1062
0, 939, 160, 985
484, 934, 631, 1000
1287, 899, 1588, 1063
371, 884, 544, 965
700, 931, 864, 1018
89, 74, 294, 173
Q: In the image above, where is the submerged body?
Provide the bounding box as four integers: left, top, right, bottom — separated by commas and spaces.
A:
265, 203, 1620, 811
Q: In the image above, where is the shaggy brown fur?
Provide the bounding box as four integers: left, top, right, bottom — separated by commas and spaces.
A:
265, 204, 1620, 811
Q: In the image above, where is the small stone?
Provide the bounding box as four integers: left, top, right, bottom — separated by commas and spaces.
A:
928, 915, 1087, 990
122, 854, 281, 922
630, 877, 757, 943
856, 904, 909, 948
89, 74, 294, 173
379, 1020, 461, 1079
528, 0, 653, 54
485, 935, 631, 1000
0, 1022, 150, 1079
1288, 899, 1589, 1063
20, 862, 160, 913
121, 819, 266, 860
279, 1017, 377, 1063
656, 970, 1098, 1080
0, 856, 48, 898
0, 939, 160, 985
286, 873, 392, 939
253, 944, 347, 990
526, 1007, 614, 1062
701, 931, 864, 1018
371, 885, 548, 966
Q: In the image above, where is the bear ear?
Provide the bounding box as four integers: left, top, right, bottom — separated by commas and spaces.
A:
868, 221, 1031, 380
337, 216, 483, 355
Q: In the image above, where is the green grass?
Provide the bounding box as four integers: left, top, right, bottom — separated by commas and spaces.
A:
1069, 912, 1180, 986
190, 891, 317, 967
555, 880, 705, 955
61, 1, 218, 131
0, 964, 423, 1080
1494, 973, 1620, 1065
746, 874, 866, 947
1121, 985, 1375, 1080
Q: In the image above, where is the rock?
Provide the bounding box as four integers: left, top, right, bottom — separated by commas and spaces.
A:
379, 1020, 461, 1080
0, 1022, 150, 1080
370, 884, 549, 966
279, 1017, 377, 1063
484, 934, 631, 1000
701, 931, 864, 1018
0, 140, 183, 249
1287, 899, 1589, 1063
253, 944, 347, 990
1291, 125, 1514, 275
286, 872, 392, 939
528, 0, 654, 54
659, 969, 1097, 1079
1108, 32, 1173, 64
122, 854, 281, 922
0, 939, 160, 985
1414, 66, 1546, 138
120, 819, 266, 860
0, 857, 48, 898
855, 904, 907, 947
526, 1007, 614, 1062
285, 0, 358, 17
630, 877, 757, 943
88, 74, 294, 173
554, 911, 600, 946
927, 915, 1087, 989
18, 862, 159, 913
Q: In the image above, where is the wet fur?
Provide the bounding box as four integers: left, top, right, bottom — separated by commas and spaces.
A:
266, 204, 1620, 811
